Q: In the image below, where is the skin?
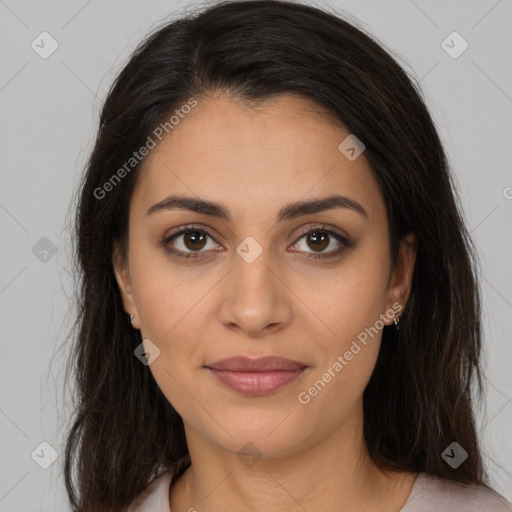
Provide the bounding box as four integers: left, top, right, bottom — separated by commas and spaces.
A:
113, 92, 417, 512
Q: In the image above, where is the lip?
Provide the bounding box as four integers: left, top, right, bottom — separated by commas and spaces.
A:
204, 356, 308, 396
206, 356, 307, 372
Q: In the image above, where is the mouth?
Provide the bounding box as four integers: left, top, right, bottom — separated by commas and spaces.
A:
204, 356, 309, 396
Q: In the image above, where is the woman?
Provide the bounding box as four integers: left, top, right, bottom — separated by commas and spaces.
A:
64, 1, 512, 510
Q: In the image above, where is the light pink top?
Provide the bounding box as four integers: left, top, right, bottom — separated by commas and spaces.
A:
129, 471, 512, 511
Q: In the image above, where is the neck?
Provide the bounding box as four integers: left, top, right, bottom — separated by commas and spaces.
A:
170, 406, 416, 512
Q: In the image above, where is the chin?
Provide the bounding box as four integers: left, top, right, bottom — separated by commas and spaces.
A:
196, 409, 315, 460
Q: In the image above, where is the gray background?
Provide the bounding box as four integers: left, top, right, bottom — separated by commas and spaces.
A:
0, 0, 511, 510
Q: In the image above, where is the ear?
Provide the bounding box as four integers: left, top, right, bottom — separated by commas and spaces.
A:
384, 233, 417, 324
112, 242, 140, 329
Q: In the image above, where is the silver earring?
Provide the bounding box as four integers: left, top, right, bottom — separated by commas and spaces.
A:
393, 310, 400, 330
129, 314, 135, 325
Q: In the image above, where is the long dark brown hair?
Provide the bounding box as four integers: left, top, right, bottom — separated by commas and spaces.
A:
64, 1, 486, 510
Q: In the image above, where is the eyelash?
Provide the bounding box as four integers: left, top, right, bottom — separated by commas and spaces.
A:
160, 224, 353, 261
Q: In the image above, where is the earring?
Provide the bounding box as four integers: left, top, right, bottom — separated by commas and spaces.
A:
129, 314, 135, 325
393, 309, 401, 330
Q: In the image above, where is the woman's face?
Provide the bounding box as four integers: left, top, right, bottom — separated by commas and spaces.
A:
114, 93, 415, 459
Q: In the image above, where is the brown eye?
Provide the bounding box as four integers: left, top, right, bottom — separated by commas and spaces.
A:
289, 226, 352, 260
305, 231, 329, 252
182, 231, 207, 251
162, 227, 219, 258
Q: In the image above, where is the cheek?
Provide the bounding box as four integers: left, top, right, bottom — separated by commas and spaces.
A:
294, 359, 377, 448
296, 241, 389, 406
307, 256, 390, 345
128, 248, 214, 409
296, 329, 382, 435
129, 244, 211, 341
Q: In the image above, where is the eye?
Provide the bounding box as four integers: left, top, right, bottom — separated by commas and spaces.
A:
161, 225, 220, 259
289, 225, 352, 259
161, 224, 352, 261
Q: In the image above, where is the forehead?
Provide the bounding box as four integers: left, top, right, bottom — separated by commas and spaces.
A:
132, 93, 385, 225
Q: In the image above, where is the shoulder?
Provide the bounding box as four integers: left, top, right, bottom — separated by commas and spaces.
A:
125, 470, 173, 512
401, 473, 512, 512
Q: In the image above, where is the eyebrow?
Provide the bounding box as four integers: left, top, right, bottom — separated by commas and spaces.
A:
146, 194, 369, 221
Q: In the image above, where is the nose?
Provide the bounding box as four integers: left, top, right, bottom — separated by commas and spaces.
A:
217, 249, 292, 338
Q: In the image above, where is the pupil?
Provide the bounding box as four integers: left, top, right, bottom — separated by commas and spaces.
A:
308, 232, 328, 251
182, 231, 330, 253
185, 231, 206, 250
